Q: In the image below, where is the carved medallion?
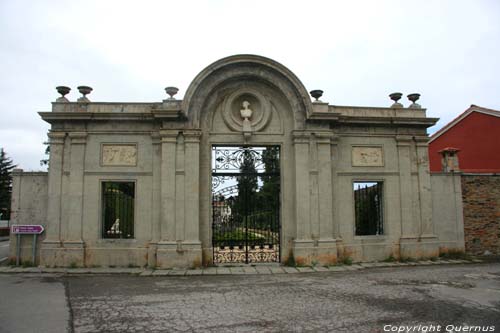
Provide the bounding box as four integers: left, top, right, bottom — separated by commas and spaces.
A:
220, 88, 272, 132
352, 146, 384, 167
101, 144, 137, 166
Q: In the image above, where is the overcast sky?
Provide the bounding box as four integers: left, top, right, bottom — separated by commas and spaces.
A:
1, 0, 499, 170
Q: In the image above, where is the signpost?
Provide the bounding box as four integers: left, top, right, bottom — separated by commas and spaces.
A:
11, 225, 44, 266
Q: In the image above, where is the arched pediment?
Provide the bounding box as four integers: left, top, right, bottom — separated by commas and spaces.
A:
182, 54, 313, 129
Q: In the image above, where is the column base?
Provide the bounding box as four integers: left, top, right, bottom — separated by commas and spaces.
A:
156, 241, 202, 269
292, 239, 338, 266
399, 235, 439, 259
40, 240, 85, 267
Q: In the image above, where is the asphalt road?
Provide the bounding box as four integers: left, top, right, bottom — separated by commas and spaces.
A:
1, 263, 499, 333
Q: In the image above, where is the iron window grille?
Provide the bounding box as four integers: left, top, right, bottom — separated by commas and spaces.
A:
102, 181, 135, 239
354, 181, 384, 236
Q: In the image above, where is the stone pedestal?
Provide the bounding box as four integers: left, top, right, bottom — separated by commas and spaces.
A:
156, 241, 202, 268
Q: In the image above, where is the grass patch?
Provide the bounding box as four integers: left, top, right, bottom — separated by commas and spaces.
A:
285, 253, 296, 267
21, 260, 34, 268
341, 257, 353, 265
439, 250, 470, 260
399, 256, 417, 263
382, 255, 396, 262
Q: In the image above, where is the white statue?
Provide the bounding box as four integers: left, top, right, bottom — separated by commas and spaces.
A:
240, 101, 253, 120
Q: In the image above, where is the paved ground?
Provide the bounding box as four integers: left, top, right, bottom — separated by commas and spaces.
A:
0, 274, 69, 333
1, 263, 499, 332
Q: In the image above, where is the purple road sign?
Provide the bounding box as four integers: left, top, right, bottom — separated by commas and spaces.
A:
11, 225, 44, 234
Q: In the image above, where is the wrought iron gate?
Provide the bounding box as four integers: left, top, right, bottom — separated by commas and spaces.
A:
212, 146, 280, 264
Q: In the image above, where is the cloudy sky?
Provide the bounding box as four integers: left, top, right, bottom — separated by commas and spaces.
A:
1, 0, 499, 170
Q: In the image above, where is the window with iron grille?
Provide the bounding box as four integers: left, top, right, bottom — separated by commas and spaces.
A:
102, 181, 135, 239
354, 181, 383, 235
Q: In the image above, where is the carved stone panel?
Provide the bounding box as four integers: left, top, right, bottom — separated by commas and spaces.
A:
352, 146, 384, 167
101, 144, 137, 166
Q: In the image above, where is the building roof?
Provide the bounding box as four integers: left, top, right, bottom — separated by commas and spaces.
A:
429, 105, 500, 143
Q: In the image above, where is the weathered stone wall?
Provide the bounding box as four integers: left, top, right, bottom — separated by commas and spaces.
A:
430, 173, 464, 253
9, 171, 48, 264
462, 175, 500, 255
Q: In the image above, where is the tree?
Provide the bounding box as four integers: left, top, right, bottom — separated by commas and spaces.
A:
232, 149, 259, 223
0, 148, 16, 219
40, 144, 50, 166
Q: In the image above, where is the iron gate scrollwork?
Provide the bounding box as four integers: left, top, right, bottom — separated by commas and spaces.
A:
212, 146, 280, 264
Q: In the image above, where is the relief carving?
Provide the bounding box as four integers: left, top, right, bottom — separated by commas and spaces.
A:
102, 144, 137, 166
352, 146, 384, 167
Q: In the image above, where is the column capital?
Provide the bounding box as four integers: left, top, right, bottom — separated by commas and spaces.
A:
47, 132, 66, 144
68, 132, 88, 144
313, 131, 335, 144
159, 129, 180, 143
396, 135, 413, 145
292, 131, 310, 144
183, 130, 202, 143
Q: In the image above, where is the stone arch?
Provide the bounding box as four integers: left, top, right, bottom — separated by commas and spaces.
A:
182, 54, 313, 129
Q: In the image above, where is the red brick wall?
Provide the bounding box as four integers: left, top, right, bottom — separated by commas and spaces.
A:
462, 175, 500, 255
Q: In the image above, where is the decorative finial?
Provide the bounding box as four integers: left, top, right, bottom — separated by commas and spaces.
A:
309, 90, 323, 102
77, 86, 93, 103
56, 86, 71, 102
165, 86, 179, 100
389, 92, 403, 108
407, 93, 421, 109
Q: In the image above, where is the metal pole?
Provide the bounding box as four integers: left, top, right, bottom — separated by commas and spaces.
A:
16, 233, 20, 266
32, 234, 37, 265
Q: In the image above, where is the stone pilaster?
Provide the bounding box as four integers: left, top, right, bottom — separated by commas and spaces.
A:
175, 133, 185, 241
415, 137, 435, 238
65, 132, 87, 243
184, 130, 202, 244
148, 133, 161, 267
61, 132, 87, 266
159, 130, 178, 242
330, 135, 340, 240
156, 129, 202, 268
316, 132, 337, 264
41, 132, 66, 267
292, 131, 313, 264
397, 136, 416, 238
292, 131, 311, 240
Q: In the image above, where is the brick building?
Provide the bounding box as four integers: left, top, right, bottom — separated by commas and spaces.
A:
429, 105, 500, 255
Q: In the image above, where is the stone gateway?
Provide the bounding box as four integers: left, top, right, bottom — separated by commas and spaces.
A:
10, 55, 465, 268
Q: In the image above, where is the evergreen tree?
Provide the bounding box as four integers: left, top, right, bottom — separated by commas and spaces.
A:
233, 149, 258, 223
0, 148, 16, 219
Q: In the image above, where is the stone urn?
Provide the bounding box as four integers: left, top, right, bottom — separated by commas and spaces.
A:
310, 90, 323, 101
407, 93, 421, 108
77, 86, 93, 96
77, 86, 93, 102
56, 86, 71, 97
56, 86, 71, 102
389, 92, 403, 108
165, 86, 179, 100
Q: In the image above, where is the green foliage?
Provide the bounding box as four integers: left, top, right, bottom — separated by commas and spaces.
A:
383, 255, 396, 262
213, 229, 266, 242
40, 144, 50, 166
69, 262, 78, 269
0, 148, 16, 219
399, 256, 416, 263
439, 250, 469, 260
286, 252, 296, 267
22, 260, 34, 268
341, 257, 353, 265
